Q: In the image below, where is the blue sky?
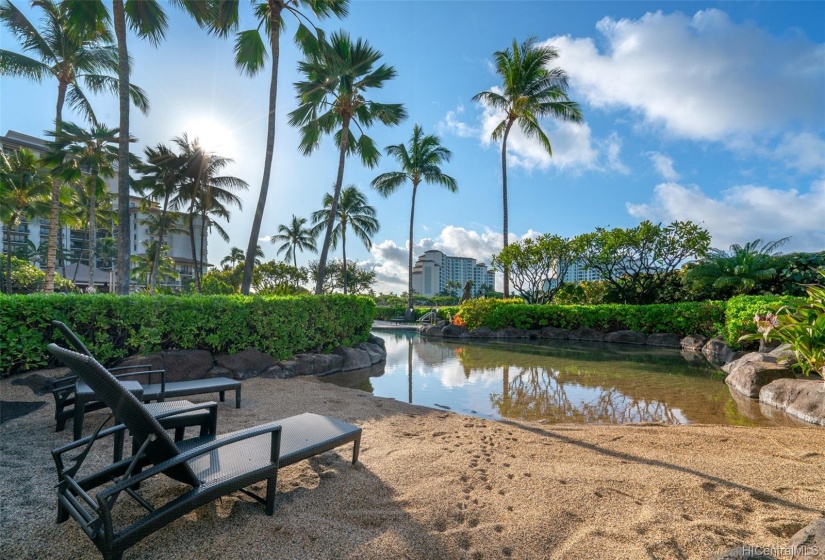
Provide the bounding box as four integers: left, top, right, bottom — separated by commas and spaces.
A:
2, 1, 823, 292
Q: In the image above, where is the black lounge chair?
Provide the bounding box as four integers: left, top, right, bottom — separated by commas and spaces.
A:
50, 321, 241, 439
47, 344, 362, 560
390, 307, 416, 324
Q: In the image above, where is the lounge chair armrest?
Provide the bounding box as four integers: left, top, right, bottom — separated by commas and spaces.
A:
98, 422, 283, 499
109, 364, 153, 373
51, 423, 129, 457
152, 401, 218, 420
50, 376, 79, 393
113, 369, 166, 389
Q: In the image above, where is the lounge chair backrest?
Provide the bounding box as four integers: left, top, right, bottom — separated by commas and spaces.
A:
52, 321, 93, 356
47, 344, 200, 487
405, 308, 414, 321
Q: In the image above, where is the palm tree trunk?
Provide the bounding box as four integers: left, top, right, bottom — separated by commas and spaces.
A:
188, 208, 200, 292
292, 248, 298, 288
241, 0, 283, 296
316, 116, 350, 295
341, 221, 347, 295
199, 208, 207, 284
408, 181, 418, 310
44, 80, 68, 293
59, 227, 66, 278
6, 216, 16, 294
114, 0, 131, 295
149, 193, 170, 295
501, 120, 514, 298
87, 175, 97, 291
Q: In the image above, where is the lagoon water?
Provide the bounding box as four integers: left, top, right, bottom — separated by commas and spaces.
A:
320, 331, 806, 427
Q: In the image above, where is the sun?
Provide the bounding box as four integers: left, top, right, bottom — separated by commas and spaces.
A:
181, 116, 237, 157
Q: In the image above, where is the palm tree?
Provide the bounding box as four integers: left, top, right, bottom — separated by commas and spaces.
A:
271, 215, 317, 273
63, 182, 116, 286
211, 0, 349, 296
131, 239, 179, 290
45, 121, 122, 291
473, 38, 582, 297
0, 148, 51, 293
289, 31, 406, 294
371, 124, 457, 309
0, 0, 148, 292
310, 185, 378, 295
221, 247, 246, 270
686, 238, 790, 296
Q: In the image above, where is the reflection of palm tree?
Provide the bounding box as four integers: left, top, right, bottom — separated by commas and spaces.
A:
408, 337, 413, 404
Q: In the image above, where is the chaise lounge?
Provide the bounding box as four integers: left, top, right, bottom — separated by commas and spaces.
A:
47, 344, 362, 560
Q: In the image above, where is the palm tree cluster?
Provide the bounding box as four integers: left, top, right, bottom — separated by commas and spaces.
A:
3, 0, 583, 298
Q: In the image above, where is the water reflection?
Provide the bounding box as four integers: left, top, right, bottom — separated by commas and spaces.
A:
319, 332, 807, 427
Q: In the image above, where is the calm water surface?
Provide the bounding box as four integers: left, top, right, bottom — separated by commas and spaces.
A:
320, 332, 807, 427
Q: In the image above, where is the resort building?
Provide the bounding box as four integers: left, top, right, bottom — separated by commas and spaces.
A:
411, 249, 495, 297
0, 130, 207, 291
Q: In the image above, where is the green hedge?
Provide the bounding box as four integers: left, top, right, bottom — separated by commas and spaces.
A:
0, 293, 374, 375
723, 294, 800, 348
457, 299, 726, 338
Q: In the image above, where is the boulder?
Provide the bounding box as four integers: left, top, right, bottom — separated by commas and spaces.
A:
355, 342, 386, 365
569, 328, 605, 342
160, 349, 214, 382
420, 325, 443, 337
646, 332, 682, 348
725, 361, 796, 398
721, 352, 777, 374
769, 343, 797, 364
214, 348, 276, 380
605, 330, 647, 345
207, 365, 233, 379
440, 325, 468, 338
367, 334, 386, 350
788, 518, 825, 559
467, 327, 496, 338
495, 327, 528, 338
10, 372, 66, 396
260, 365, 287, 379
759, 339, 782, 353
540, 327, 570, 340
702, 338, 736, 367
681, 349, 709, 365
681, 334, 708, 351
117, 353, 165, 373
760, 378, 825, 425
333, 346, 371, 372
713, 546, 779, 560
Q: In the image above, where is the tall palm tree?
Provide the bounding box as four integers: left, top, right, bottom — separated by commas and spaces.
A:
0, 0, 148, 292
310, 185, 378, 295
271, 214, 317, 272
131, 239, 179, 290
45, 121, 122, 290
473, 38, 582, 297
371, 124, 457, 309
289, 31, 406, 295
0, 148, 51, 293
221, 247, 246, 269
686, 238, 790, 296
211, 0, 349, 296
63, 181, 116, 286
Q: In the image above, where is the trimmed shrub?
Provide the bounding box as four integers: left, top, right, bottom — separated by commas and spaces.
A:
724, 294, 800, 348
455, 298, 524, 330
0, 293, 374, 375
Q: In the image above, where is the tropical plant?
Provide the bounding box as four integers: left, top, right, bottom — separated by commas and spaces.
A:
0, 255, 74, 294
221, 247, 245, 270
473, 38, 582, 297
0, 0, 148, 292
309, 258, 375, 295
310, 185, 379, 295
686, 238, 790, 297
252, 260, 308, 294
0, 148, 51, 293
211, 0, 349, 296
444, 279, 462, 298
289, 31, 406, 294
371, 124, 457, 309
271, 215, 317, 275
44, 121, 124, 290
63, 179, 116, 286
744, 272, 825, 379
130, 239, 178, 290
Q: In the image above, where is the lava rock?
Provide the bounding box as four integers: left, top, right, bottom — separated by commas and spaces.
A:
333, 346, 371, 372
760, 379, 825, 425
605, 330, 647, 345
367, 334, 386, 350
540, 327, 570, 340
214, 348, 275, 380
495, 327, 528, 338
468, 327, 496, 338
646, 332, 682, 348
722, 352, 778, 374
788, 518, 825, 559
702, 338, 736, 366
680, 334, 708, 351
568, 328, 605, 342
725, 361, 796, 398
355, 342, 386, 365
441, 325, 469, 338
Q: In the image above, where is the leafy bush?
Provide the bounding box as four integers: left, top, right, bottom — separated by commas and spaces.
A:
455, 298, 524, 330
0, 256, 75, 293
201, 275, 235, 295
0, 293, 374, 375
724, 294, 800, 348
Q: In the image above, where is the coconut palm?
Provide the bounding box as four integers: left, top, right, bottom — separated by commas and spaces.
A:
131, 239, 179, 290
63, 182, 116, 285
310, 185, 378, 295
0, 0, 149, 292
473, 38, 582, 297
0, 148, 51, 293
686, 238, 790, 296
289, 31, 406, 294
210, 0, 349, 296
44, 121, 124, 290
221, 247, 246, 270
271, 215, 317, 273
371, 124, 457, 309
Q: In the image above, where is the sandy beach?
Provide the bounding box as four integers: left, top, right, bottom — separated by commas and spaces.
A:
1, 370, 823, 560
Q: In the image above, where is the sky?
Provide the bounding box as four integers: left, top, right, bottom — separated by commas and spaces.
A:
2, 1, 823, 293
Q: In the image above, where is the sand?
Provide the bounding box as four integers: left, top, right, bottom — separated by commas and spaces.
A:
1, 370, 823, 560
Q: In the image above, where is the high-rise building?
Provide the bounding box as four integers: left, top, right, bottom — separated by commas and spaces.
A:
0, 130, 206, 291
411, 249, 495, 297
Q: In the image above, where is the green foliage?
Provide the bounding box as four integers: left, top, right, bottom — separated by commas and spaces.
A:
685, 238, 789, 297
762, 252, 825, 296
0, 256, 74, 294
553, 280, 611, 305
0, 293, 374, 375
372, 305, 459, 322
201, 275, 235, 295
455, 298, 524, 330
724, 294, 801, 348
742, 273, 825, 378
310, 259, 375, 295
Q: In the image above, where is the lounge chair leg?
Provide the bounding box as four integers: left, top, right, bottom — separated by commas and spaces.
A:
265, 472, 278, 516
174, 427, 185, 441
56, 501, 69, 524
235, 388, 241, 409
352, 435, 361, 464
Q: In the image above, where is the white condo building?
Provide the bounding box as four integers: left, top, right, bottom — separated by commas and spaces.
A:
411, 249, 495, 297
1, 130, 207, 291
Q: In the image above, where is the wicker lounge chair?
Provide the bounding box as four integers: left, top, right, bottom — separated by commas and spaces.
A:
390, 307, 416, 324
50, 321, 241, 440
47, 344, 362, 560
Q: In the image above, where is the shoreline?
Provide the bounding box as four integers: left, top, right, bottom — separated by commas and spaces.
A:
1, 372, 823, 559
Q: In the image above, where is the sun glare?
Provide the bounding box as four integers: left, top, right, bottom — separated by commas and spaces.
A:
181, 117, 237, 157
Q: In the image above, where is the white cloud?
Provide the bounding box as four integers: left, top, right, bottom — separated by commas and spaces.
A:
548, 9, 825, 142
434, 103, 478, 138
627, 180, 825, 250
604, 132, 630, 175
648, 152, 680, 180
773, 132, 825, 175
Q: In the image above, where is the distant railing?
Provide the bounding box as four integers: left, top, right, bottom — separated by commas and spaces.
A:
417, 309, 438, 325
